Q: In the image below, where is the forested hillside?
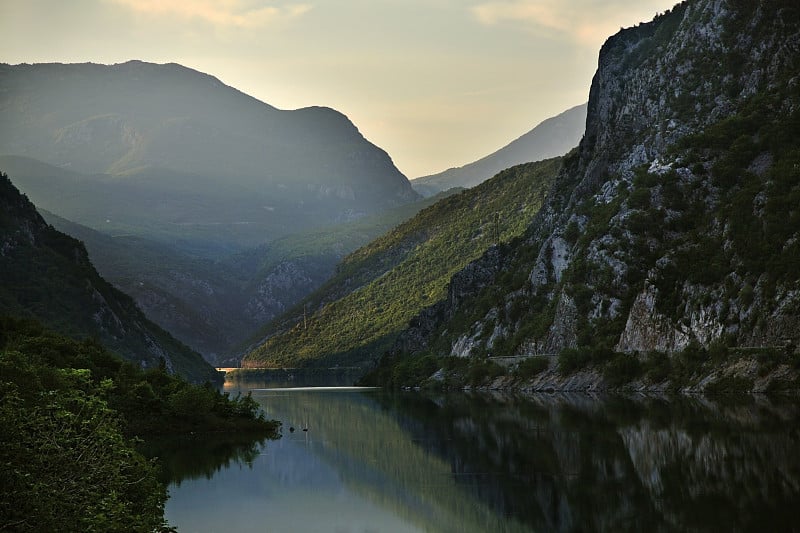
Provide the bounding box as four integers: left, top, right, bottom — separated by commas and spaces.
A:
243, 158, 561, 369
0, 61, 428, 364
0, 317, 278, 531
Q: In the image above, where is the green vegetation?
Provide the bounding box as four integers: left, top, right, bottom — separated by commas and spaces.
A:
466, 359, 506, 386
550, 342, 797, 392
602, 353, 643, 387
558, 347, 614, 375
422, 1, 800, 374
513, 356, 550, 379
0, 317, 279, 532
0, 172, 219, 382
364, 353, 511, 389
384, 353, 440, 389
244, 158, 561, 369
366, 340, 798, 392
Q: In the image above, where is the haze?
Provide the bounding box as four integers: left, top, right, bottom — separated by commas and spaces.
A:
1, 0, 677, 177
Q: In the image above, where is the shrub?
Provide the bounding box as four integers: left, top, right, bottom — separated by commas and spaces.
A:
643, 351, 671, 382
558, 348, 590, 375
603, 353, 643, 387
390, 354, 439, 388
628, 187, 652, 209
514, 357, 550, 379
467, 359, 505, 386
564, 221, 580, 244
705, 375, 754, 394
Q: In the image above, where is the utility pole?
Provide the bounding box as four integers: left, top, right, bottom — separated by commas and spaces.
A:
303, 304, 308, 330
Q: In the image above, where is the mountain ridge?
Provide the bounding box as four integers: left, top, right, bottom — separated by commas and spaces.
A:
241, 157, 561, 369
411, 103, 587, 196
31, 180, 444, 364
0, 60, 419, 250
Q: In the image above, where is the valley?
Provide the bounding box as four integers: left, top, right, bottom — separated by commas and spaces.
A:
2, 1, 800, 530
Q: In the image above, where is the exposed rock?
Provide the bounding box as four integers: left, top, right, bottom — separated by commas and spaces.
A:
246, 261, 316, 323
544, 291, 578, 353
617, 283, 690, 353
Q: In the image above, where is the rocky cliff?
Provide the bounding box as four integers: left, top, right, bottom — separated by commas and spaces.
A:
388, 0, 800, 375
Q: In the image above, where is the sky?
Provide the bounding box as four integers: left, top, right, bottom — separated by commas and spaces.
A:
1, 0, 678, 178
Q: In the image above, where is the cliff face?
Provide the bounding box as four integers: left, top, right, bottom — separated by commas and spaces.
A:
391, 0, 800, 363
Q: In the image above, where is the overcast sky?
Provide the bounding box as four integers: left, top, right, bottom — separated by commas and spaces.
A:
1, 0, 678, 177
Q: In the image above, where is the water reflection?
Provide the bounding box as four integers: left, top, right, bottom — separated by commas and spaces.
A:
165, 385, 800, 532
223, 368, 364, 391
140, 434, 272, 485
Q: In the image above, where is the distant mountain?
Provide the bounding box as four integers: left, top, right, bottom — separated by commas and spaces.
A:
0, 61, 419, 251
241, 158, 561, 370
0, 61, 426, 365
411, 104, 586, 196
38, 210, 247, 362
41, 196, 444, 365
0, 172, 219, 382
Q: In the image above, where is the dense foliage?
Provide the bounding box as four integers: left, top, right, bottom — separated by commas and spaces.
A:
0, 317, 279, 531
244, 158, 561, 370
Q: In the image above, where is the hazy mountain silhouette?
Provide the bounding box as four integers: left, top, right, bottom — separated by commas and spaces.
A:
0, 61, 419, 251
411, 103, 586, 196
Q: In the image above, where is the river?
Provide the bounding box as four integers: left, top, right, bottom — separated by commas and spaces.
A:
162, 375, 800, 532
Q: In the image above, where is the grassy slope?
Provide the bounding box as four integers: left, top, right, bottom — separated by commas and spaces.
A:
243, 158, 562, 369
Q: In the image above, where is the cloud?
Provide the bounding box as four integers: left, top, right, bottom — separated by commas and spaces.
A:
470, 0, 671, 46
106, 0, 312, 29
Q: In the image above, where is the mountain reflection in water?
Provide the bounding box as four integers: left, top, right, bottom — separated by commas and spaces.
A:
164, 384, 800, 532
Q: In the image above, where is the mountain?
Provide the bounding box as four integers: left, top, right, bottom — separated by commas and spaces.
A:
36, 210, 247, 362
0, 171, 219, 382
411, 103, 587, 196
0, 61, 427, 364
241, 157, 561, 370
368, 0, 800, 390
0, 61, 419, 252
39, 195, 444, 364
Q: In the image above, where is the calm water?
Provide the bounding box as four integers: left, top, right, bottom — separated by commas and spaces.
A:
163, 377, 800, 532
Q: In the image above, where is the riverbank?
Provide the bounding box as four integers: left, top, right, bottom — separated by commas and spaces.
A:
478, 354, 799, 394
373, 344, 800, 395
